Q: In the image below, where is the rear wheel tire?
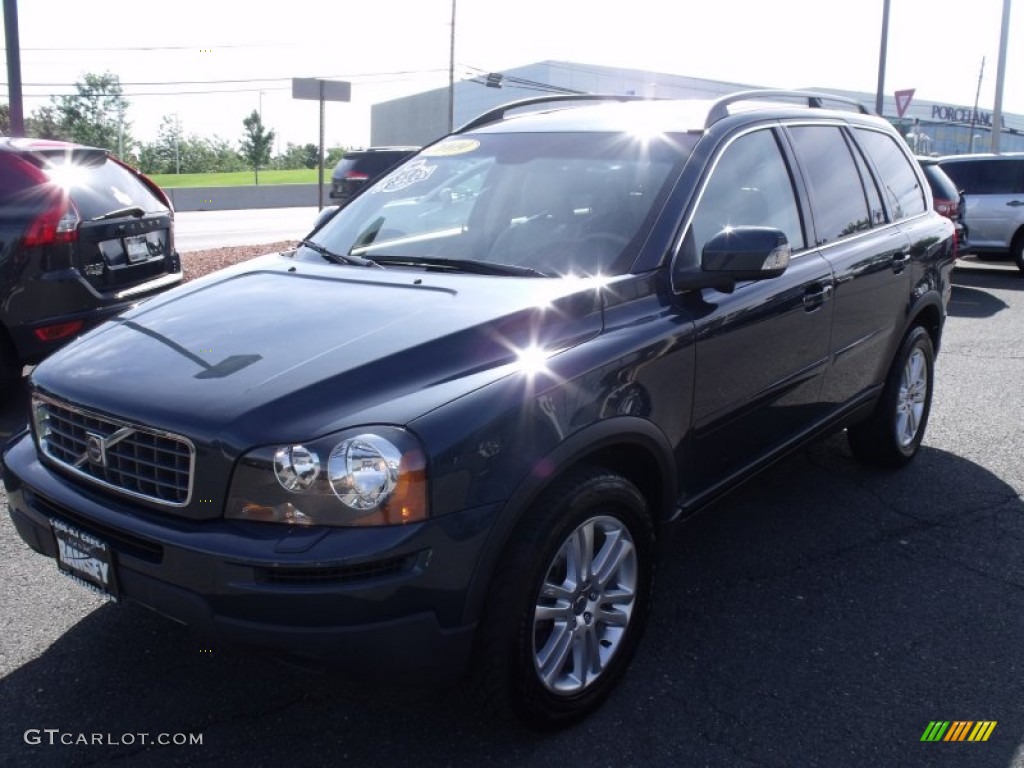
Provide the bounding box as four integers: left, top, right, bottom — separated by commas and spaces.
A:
1012, 234, 1024, 273
470, 467, 655, 729
848, 325, 935, 468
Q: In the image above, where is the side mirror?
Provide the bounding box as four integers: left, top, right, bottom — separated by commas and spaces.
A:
675, 226, 791, 293
312, 205, 340, 232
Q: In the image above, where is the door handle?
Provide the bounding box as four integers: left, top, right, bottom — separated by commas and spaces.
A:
802, 283, 833, 311
892, 251, 909, 273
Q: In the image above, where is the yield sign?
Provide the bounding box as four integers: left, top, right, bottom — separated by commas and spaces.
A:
895, 89, 915, 118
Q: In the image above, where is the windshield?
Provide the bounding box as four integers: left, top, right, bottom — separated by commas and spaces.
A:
308, 131, 695, 277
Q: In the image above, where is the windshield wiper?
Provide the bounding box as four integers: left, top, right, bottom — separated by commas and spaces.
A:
92, 206, 147, 221
299, 239, 381, 268
367, 256, 551, 277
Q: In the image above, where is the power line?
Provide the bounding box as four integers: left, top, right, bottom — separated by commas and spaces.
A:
0, 69, 449, 88
0, 42, 308, 52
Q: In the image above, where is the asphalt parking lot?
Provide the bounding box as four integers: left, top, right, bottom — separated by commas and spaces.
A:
1, 257, 1022, 768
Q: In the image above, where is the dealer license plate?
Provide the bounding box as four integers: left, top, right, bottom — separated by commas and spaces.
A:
52, 518, 117, 600
125, 234, 150, 264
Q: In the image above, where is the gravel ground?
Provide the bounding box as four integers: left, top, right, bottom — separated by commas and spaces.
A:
180, 240, 298, 282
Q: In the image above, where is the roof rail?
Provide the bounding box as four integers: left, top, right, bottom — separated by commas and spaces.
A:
456, 94, 652, 133
704, 89, 874, 128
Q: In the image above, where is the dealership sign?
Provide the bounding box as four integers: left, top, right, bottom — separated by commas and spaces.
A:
931, 104, 992, 126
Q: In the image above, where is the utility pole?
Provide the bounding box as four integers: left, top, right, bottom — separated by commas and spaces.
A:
968, 58, 985, 154
448, 0, 456, 132
874, 0, 891, 116
990, 0, 1012, 154
4, 0, 25, 136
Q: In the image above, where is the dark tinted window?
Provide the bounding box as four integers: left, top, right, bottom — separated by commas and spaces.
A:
941, 158, 1024, 195
689, 128, 805, 259
335, 152, 413, 179
788, 126, 871, 244
921, 164, 959, 202
41, 157, 168, 219
854, 129, 926, 218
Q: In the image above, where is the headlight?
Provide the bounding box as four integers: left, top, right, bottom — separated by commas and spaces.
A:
227, 427, 427, 527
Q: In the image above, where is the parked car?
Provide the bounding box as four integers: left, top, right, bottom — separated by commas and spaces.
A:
328, 146, 418, 204
0, 138, 182, 394
937, 153, 1024, 271
917, 156, 968, 253
3, 91, 956, 728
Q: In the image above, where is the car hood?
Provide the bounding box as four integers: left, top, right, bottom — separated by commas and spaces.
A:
31, 253, 605, 446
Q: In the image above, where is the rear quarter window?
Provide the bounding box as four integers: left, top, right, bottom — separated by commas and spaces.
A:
854, 128, 927, 219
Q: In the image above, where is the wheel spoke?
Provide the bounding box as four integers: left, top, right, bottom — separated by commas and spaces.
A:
592, 531, 633, 588
567, 522, 595, 584
535, 602, 572, 622
536, 622, 574, 687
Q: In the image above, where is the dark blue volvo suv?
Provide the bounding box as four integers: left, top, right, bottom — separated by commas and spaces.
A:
3, 91, 956, 727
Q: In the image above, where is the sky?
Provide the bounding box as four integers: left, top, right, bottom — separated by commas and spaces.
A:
1, 0, 1020, 152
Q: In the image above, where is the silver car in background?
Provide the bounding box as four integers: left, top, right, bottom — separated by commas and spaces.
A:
938, 153, 1024, 272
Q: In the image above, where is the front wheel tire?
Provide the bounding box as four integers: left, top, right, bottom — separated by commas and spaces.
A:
848, 325, 935, 467
471, 468, 655, 729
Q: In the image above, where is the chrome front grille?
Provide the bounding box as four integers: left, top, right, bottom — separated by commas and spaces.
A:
33, 395, 195, 507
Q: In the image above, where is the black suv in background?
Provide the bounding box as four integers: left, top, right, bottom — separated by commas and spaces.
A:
328, 146, 418, 204
3, 92, 955, 728
0, 138, 182, 393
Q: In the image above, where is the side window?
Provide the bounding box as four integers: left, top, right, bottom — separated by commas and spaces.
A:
939, 161, 976, 192
854, 128, 927, 219
788, 126, 872, 244
688, 129, 805, 261
970, 160, 1024, 195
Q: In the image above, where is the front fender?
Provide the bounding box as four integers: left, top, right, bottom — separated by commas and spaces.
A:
458, 415, 676, 627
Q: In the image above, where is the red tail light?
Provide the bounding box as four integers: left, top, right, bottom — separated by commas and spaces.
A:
343, 171, 370, 181
933, 199, 957, 218
33, 320, 84, 342
23, 192, 81, 247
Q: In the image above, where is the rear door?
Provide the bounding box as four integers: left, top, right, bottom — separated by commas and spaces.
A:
783, 124, 914, 407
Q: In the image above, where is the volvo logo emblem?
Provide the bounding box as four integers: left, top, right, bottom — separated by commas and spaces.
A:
76, 427, 136, 470
85, 433, 107, 467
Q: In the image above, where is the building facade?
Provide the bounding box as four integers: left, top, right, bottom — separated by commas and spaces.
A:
370, 60, 1024, 156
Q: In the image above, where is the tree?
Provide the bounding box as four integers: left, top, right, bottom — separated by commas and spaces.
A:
240, 110, 274, 184
0, 103, 9, 135
52, 72, 133, 155
25, 105, 70, 141
271, 142, 320, 170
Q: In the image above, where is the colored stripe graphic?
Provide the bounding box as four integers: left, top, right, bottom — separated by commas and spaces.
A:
921, 721, 950, 741
969, 722, 997, 742
921, 720, 996, 742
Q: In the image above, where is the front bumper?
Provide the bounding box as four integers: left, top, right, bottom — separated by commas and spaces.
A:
3, 434, 495, 680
